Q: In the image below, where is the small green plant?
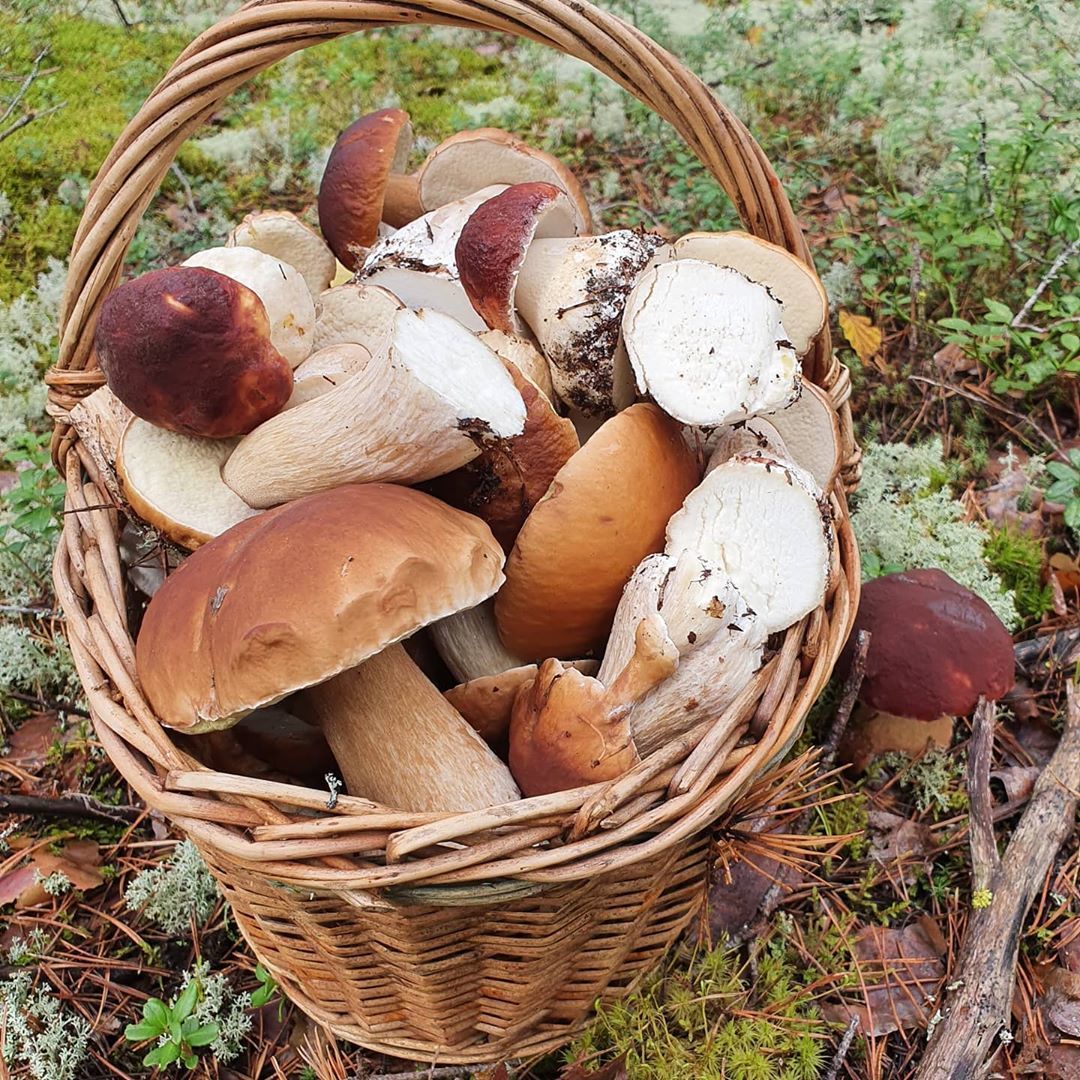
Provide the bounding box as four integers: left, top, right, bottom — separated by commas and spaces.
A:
124, 979, 220, 1071
879, 747, 968, 819
983, 526, 1053, 622
1043, 449, 1080, 539
124, 839, 220, 936
250, 964, 279, 1010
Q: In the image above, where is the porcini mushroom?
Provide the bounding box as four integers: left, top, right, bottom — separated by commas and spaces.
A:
227, 210, 337, 296
478, 329, 555, 403
703, 417, 787, 471
622, 259, 801, 427
317, 108, 415, 268
515, 230, 671, 416
312, 281, 402, 355
182, 246, 315, 367
455, 182, 581, 334
93, 266, 293, 438
760, 382, 842, 491
285, 343, 371, 409
360, 186, 508, 331
383, 127, 592, 233
116, 418, 259, 549
666, 453, 833, 633
495, 402, 700, 659
222, 307, 526, 508
428, 599, 529, 684
673, 231, 827, 356
135, 484, 520, 811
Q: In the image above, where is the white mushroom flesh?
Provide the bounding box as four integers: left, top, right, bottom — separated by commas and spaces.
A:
227, 211, 337, 297
285, 343, 371, 410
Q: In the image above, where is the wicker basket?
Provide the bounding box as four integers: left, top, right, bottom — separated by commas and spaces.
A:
46, 0, 861, 1064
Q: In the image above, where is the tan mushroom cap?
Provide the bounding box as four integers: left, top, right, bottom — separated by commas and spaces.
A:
227, 210, 337, 296
116, 419, 259, 550
762, 381, 842, 490
318, 108, 414, 269
495, 402, 701, 660
313, 281, 403, 355
417, 127, 592, 232
284, 343, 371, 410
135, 484, 506, 733
673, 231, 827, 355
479, 329, 555, 403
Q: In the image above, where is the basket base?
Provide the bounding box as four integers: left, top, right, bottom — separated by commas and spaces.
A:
201, 834, 710, 1064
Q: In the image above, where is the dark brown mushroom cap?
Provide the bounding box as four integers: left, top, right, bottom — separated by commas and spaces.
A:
845, 568, 1015, 720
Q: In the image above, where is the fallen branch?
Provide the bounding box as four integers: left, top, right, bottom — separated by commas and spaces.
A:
915, 684, 1080, 1078
1011, 236, 1080, 329
824, 1014, 860, 1080
0, 792, 143, 825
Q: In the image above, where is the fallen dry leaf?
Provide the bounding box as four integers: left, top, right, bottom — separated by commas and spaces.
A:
868, 810, 932, 882
14, 840, 105, 906
990, 765, 1042, 802
1050, 552, 1080, 592
4, 712, 61, 770
704, 842, 791, 939
745, 24, 764, 45
560, 1054, 628, 1079
932, 341, 977, 376
0, 863, 38, 907
838, 310, 883, 365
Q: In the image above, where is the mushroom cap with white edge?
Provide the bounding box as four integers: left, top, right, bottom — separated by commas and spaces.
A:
284, 343, 371, 410
360, 185, 508, 331
222, 307, 526, 508
182, 246, 315, 367
665, 452, 833, 634
317, 108, 414, 269
703, 416, 787, 473
495, 402, 700, 660
134, 483, 507, 733
455, 182, 581, 334
313, 281, 403, 356
227, 210, 337, 297
760, 381, 842, 490
516, 231, 671, 417
674, 231, 827, 356
417, 127, 591, 233
116, 418, 260, 551
478, 329, 555, 403
622, 259, 801, 427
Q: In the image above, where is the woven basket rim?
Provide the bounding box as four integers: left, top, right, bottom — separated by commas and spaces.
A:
47, 0, 861, 904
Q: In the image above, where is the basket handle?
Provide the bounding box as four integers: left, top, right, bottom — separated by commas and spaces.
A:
49, 0, 848, 402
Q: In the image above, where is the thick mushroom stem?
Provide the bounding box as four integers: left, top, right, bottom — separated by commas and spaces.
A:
223, 308, 526, 508
304, 644, 521, 812
429, 599, 528, 683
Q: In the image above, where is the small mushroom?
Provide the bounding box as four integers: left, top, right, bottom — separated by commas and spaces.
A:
514, 230, 671, 416
843, 569, 1015, 721
116, 418, 259, 549
182, 246, 315, 368
284, 343, 371, 410
360, 185, 508, 331
455, 182, 581, 334
622, 259, 800, 427
223, 307, 526, 508
478, 329, 555, 403
312, 281, 403, 355
428, 599, 529, 684
227, 209, 337, 296
673, 231, 827, 356
666, 452, 833, 634
495, 402, 700, 660
317, 108, 415, 269
383, 127, 591, 233
135, 484, 520, 811
93, 266, 293, 438
703, 417, 787, 471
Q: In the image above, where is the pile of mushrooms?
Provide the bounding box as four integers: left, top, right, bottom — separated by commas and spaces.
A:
84, 109, 841, 814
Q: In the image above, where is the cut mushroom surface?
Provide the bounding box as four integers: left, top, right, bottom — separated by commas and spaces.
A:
223, 307, 526, 508
704, 417, 787, 473
674, 231, 827, 356
227, 210, 336, 296
760, 381, 842, 490
313, 281, 402, 355
117, 419, 259, 550
182, 246, 315, 367
285, 343, 371, 410
516, 230, 670, 416
666, 452, 833, 633
622, 259, 800, 427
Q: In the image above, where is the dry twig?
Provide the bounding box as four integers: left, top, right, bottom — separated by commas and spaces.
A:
0, 791, 143, 824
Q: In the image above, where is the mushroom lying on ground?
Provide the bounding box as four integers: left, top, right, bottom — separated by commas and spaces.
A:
666, 452, 833, 633
382, 127, 592, 233
455, 182, 582, 334
673, 231, 827, 356
223, 307, 526, 508
93, 266, 293, 438
227, 210, 337, 296
317, 108, 415, 268
312, 281, 403, 355
423, 360, 579, 551
182, 246, 315, 367
513, 230, 670, 416
284, 343, 371, 409
116, 419, 259, 549
428, 599, 529, 684
135, 484, 520, 812
479, 329, 555, 403
495, 402, 700, 660
360, 186, 508, 331
622, 259, 801, 427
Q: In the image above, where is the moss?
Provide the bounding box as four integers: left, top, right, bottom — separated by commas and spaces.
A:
983, 526, 1052, 623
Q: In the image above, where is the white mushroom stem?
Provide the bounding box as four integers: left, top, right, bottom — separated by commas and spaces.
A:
622, 259, 801, 426
428, 599, 527, 683
304, 644, 521, 812
666, 453, 833, 634
361, 185, 508, 331
515, 231, 670, 416
223, 308, 526, 508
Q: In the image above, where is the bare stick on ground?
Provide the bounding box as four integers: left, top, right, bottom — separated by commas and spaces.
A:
915, 685, 1080, 1078
0, 792, 143, 825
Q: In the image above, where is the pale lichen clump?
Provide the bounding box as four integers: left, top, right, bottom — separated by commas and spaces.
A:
124, 839, 220, 936
180, 962, 254, 1064
0, 972, 93, 1080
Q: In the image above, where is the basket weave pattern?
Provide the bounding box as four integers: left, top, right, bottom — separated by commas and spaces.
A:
46, 0, 861, 1062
